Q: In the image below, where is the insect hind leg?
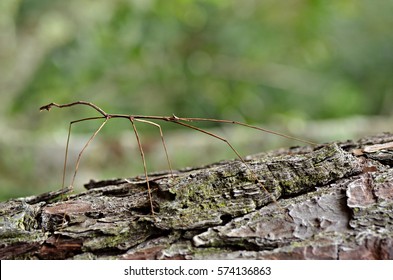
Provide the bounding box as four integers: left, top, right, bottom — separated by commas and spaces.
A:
169, 120, 283, 211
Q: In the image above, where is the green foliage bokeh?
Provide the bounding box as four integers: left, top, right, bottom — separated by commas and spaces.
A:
1, 0, 392, 199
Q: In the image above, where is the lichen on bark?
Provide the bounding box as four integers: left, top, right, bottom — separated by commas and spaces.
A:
1, 133, 393, 259
153, 143, 362, 229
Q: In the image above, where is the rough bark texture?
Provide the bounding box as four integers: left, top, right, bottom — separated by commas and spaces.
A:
1, 133, 393, 260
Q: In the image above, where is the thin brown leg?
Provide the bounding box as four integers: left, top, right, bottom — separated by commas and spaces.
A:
169, 120, 282, 209
134, 119, 174, 176
69, 118, 109, 189
62, 116, 106, 189
129, 118, 155, 214
174, 117, 317, 146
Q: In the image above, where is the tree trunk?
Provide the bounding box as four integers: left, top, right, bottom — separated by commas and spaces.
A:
1, 133, 393, 260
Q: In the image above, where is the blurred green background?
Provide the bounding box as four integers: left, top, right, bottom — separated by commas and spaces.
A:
1, 0, 392, 200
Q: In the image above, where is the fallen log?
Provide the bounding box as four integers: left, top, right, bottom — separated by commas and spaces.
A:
1, 133, 392, 260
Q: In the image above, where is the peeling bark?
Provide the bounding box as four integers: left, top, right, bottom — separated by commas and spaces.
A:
1, 133, 393, 260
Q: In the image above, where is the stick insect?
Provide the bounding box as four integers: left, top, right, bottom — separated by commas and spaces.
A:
40, 101, 316, 214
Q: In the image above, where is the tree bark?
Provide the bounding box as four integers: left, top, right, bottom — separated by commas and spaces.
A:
1, 133, 393, 260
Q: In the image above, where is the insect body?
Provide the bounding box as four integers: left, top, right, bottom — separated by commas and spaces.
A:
40, 101, 316, 214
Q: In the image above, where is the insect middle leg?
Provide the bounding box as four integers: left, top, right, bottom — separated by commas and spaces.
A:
129, 118, 156, 214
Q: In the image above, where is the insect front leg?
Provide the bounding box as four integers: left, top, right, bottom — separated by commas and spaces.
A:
63, 116, 108, 191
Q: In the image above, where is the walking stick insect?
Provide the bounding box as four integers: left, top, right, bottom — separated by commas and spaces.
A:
40, 101, 316, 214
